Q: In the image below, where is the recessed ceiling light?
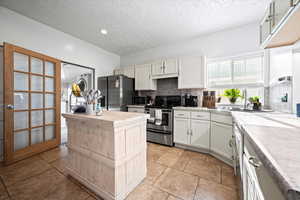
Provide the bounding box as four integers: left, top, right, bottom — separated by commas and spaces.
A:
100, 29, 108, 35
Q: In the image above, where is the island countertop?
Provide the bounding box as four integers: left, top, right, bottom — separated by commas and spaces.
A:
62, 111, 149, 127
231, 111, 300, 200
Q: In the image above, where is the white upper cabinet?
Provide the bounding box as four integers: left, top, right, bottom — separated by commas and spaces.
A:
260, 0, 300, 48
151, 59, 178, 79
151, 60, 164, 76
135, 64, 157, 90
164, 58, 178, 75
178, 56, 204, 89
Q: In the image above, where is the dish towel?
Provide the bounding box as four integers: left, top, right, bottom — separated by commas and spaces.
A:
155, 109, 162, 125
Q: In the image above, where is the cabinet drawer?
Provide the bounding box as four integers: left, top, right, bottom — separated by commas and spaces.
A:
190, 111, 210, 120
174, 110, 190, 118
211, 113, 232, 125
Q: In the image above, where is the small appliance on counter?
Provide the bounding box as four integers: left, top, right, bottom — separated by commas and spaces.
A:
133, 96, 152, 105
182, 94, 198, 107
202, 91, 216, 108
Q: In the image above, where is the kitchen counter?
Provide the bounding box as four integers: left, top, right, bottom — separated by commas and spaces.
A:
173, 106, 231, 116
62, 111, 148, 200
232, 111, 300, 200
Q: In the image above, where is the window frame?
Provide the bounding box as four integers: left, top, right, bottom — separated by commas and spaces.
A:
206, 52, 265, 88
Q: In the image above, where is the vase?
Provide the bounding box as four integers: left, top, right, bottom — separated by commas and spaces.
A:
86, 104, 94, 115
229, 98, 237, 104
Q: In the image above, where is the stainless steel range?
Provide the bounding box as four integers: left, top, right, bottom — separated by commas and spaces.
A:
145, 96, 181, 146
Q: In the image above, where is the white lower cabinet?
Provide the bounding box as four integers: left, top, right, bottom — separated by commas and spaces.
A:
174, 117, 190, 145
210, 122, 233, 160
174, 111, 210, 149
243, 137, 285, 200
190, 119, 210, 149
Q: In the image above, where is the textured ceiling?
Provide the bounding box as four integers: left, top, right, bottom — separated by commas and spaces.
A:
0, 0, 270, 55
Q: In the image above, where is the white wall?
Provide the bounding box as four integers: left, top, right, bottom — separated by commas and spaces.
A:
121, 23, 260, 66
0, 6, 120, 79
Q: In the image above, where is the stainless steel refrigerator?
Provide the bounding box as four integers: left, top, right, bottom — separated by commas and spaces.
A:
98, 75, 134, 111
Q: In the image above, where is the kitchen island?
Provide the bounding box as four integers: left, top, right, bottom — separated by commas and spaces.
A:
62, 111, 148, 200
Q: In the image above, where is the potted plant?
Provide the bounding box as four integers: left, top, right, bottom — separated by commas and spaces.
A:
222, 89, 243, 104
249, 96, 262, 110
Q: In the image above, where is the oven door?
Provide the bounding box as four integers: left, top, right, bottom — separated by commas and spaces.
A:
147, 109, 172, 132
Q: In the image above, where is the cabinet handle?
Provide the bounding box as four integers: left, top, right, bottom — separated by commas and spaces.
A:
229, 139, 233, 148
190, 129, 193, 136
187, 130, 190, 135
248, 157, 262, 168
177, 114, 184, 116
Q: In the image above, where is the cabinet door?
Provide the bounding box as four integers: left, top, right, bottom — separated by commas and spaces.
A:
174, 118, 189, 145
190, 119, 210, 149
210, 122, 233, 160
151, 61, 164, 76
178, 56, 204, 89
164, 58, 178, 75
272, 0, 294, 31
260, 6, 272, 45
135, 64, 156, 90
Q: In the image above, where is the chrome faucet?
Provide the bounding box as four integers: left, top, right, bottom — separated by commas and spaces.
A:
243, 89, 247, 110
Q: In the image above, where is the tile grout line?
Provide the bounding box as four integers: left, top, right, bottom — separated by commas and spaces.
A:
192, 177, 200, 200
151, 165, 169, 186
3, 166, 52, 189
0, 176, 11, 199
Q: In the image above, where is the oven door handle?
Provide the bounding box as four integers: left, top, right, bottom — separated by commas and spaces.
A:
147, 129, 172, 135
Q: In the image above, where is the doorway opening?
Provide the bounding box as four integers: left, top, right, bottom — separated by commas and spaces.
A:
60, 62, 95, 144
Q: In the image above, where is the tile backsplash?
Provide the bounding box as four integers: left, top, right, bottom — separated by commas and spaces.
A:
137, 78, 204, 105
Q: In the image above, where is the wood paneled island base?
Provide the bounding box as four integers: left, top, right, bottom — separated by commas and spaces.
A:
62, 111, 148, 200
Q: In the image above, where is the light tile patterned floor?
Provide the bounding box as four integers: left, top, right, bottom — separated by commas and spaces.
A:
0, 143, 239, 200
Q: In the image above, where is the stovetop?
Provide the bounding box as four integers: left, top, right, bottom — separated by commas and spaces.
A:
145, 95, 182, 109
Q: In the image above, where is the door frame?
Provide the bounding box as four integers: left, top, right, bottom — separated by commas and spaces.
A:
4, 43, 61, 165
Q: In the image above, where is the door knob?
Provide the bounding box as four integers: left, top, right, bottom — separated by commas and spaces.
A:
6, 104, 14, 110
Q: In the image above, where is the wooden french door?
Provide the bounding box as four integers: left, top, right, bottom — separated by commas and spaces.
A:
3, 43, 61, 165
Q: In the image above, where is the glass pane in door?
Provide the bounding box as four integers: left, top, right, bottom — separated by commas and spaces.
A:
31, 75, 43, 91
14, 72, 28, 90
45, 94, 55, 108
45, 125, 55, 141
31, 93, 43, 109
45, 109, 55, 124
31, 110, 43, 127
14, 93, 28, 110
31, 57, 43, 74
31, 127, 43, 145
14, 52, 28, 72
14, 131, 29, 151
45, 77, 54, 92
14, 112, 28, 130
45, 61, 55, 76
